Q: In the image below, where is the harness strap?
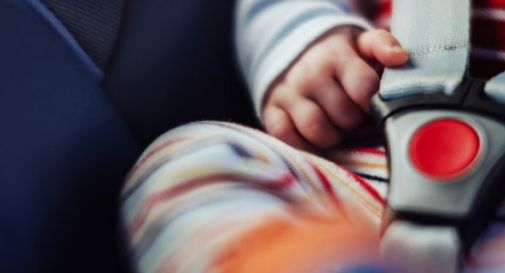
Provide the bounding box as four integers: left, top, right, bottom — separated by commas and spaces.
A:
485, 71, 505, 103
381, 222, 461, 273
380, 0, 470, 99
375, 1, 505, 273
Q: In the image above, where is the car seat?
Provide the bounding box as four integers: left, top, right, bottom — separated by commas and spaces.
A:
0, 1, 256, 272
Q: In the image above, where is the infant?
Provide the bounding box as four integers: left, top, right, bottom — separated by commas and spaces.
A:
121, 1, 505, 273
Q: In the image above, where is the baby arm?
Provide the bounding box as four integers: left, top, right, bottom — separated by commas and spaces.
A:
235, 0, 408, 151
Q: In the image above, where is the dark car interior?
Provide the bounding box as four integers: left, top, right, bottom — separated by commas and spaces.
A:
0, 0, 257, 272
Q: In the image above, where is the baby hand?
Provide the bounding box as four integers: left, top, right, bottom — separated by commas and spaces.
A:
262, 27, 409, 151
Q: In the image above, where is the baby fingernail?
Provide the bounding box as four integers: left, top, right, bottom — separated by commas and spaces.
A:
390, 46, 405, 53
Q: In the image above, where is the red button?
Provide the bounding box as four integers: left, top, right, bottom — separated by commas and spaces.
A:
409, 119, 480, 180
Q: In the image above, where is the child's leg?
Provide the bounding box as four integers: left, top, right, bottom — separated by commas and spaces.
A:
121, 122, 387, 273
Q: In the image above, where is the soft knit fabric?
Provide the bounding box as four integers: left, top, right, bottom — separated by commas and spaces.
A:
235, 0, 505, 115
234, 0, 373, 116
122, 122, 505, 273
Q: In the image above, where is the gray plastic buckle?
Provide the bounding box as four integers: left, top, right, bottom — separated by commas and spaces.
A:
385, 110, 505, 218
381, 109, 505, 271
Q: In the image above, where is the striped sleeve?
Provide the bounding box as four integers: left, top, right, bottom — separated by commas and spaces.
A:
234, 0, 374, 116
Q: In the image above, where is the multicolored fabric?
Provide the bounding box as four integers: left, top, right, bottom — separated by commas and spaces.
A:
121, 122, 505, 273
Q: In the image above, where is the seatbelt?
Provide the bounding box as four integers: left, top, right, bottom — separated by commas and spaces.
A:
485, 72, 505, 103
380, 0, 470, 100
372, 1, 505, 272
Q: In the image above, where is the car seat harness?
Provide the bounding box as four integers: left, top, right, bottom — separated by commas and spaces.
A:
372, 1, 505, 272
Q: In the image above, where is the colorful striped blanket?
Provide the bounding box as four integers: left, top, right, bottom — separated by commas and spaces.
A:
121, 122, 505, 273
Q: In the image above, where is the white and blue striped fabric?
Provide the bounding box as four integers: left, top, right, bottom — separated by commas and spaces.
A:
234, 0, 373, 115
